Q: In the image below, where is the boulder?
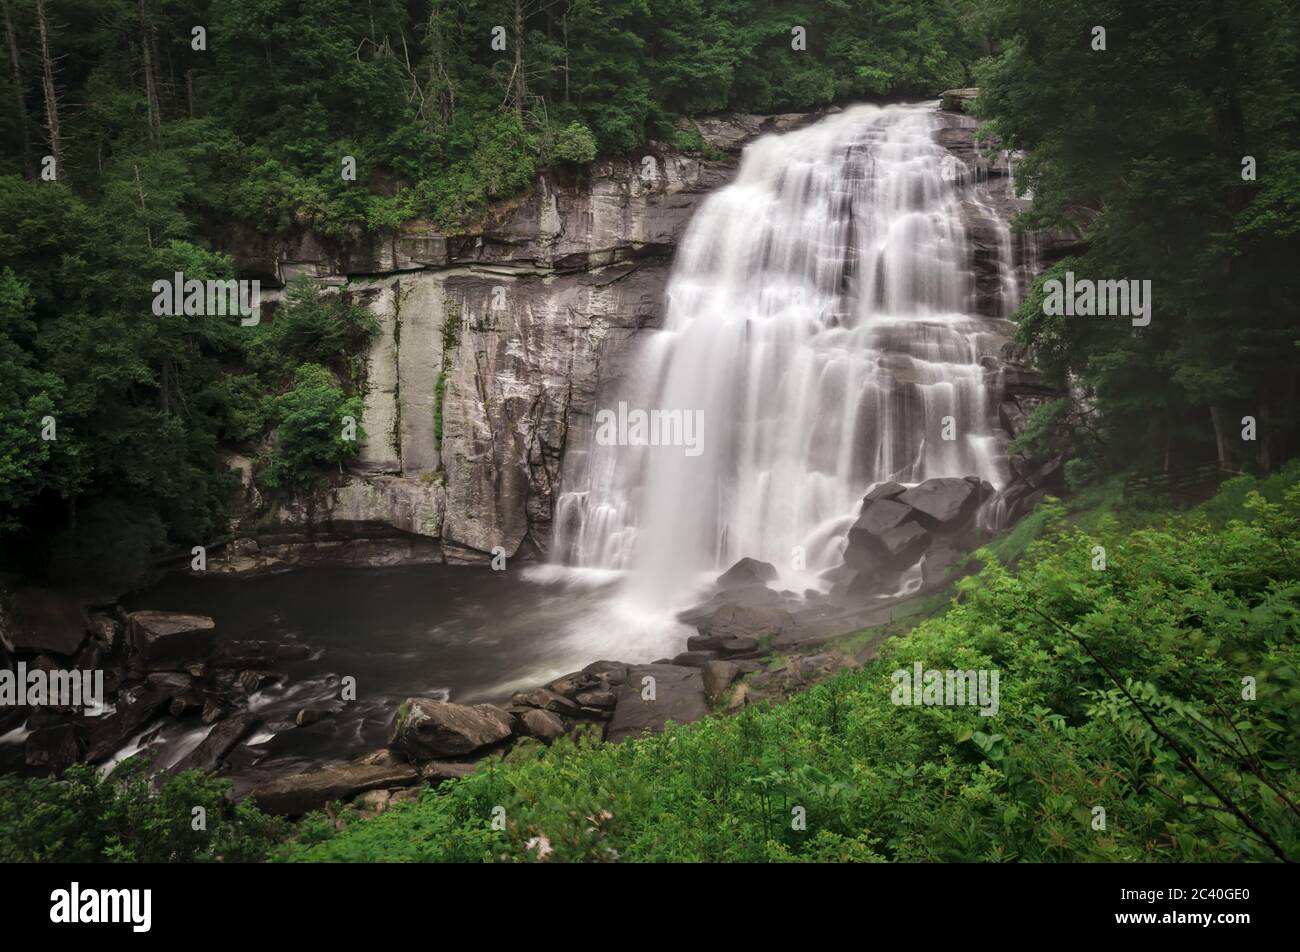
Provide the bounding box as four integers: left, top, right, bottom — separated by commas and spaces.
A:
606, 664, 709, 743
420, 761, 479, 784
696, 604, 801, 644
510, 687, 582, 716
716, 557, 778, 591
897, 477, 983, 531
250, 761, 420, 816
874, 522, 932, 564
169, 693, 204, 718
144, 672, 193, 701
851, 498, 915, 537
671, 650, 717, 668
719, 636, 759, 655
127, 611, 217, 668
864, 481, 908, 503
516, 708, 566, 744
294, 707, 333, 727
573, 687, 618, 709
173, 713, 261, 774
388, 698, 514, 760
548, 671, 601, 698
85, 684, 171, 762
702, 660, 740, 704
582, 660, 629, 685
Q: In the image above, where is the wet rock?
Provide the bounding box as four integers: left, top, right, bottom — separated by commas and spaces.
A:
24, 723, 86, 774
573, 687, 618, 710
606, 663, 709, 743
237, 670, 283, 694
169, 693, 204, 718
716, 557, 778, 591
719, 636, 759, 655
852, 498, 915, 536
126, 612, 217, 668
388, 698, 514, 760
144, 672, 193, 700
897, 477, 984, 531
200, 698, 227, 726
671, 650, 717, 668
582, 660, 629, 685
510, 687, 582, 716
516, 708, 566, 743
874, 522, 932, 564
219, 641, 276, 667
275, 642, 311, 661
357, 748, 407, 768
696, 604, 801, 644
864, 481, 908, 503
85, 684, 171, 762
173, 713, 261, 774
294, 707, 333, 727
250, 761, 420, 816
548, 671, 601, 698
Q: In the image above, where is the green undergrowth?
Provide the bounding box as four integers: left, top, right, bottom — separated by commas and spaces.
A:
276, 470, 1300, 863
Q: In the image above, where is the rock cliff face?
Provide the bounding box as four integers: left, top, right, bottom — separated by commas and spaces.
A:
219, 128, 751, 570
222, 103, 1061, 572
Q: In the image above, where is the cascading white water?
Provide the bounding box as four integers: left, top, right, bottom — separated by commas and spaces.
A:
551, 102, 1016, 612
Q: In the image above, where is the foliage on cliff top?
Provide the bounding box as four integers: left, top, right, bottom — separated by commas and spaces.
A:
279, 471, 1300, 863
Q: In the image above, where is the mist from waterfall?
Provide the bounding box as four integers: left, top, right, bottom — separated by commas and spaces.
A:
543, 102, 1017, 642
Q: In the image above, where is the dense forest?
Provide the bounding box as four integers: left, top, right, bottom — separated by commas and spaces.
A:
1, 0, 1297, 585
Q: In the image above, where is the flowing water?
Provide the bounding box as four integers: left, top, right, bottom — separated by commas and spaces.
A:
59, 103, 1023, 783
551, 103, 1016, 616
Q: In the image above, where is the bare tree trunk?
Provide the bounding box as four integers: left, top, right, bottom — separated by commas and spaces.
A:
1259, 402, 1272, 474
423, 1, 453, 127
185, 68, 194, 117
133, 162, 153, 248
34, 0, 61, 174
2, 0, 33, 177
512, 0, 524, 117
139, 0, 161, 141
1208, 404, 1231, 471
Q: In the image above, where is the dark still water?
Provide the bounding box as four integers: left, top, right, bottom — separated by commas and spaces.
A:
118, 563, 690, 792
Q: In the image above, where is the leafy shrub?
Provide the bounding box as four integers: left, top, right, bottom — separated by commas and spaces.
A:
542, 121, 599, 165
259, 363, 366, 491
0, 760, 286, 863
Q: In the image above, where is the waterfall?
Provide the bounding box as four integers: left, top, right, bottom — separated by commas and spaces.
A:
551, 102, 1017, 609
